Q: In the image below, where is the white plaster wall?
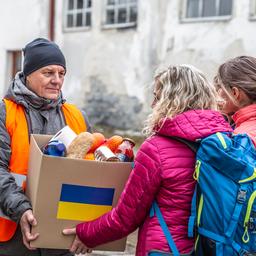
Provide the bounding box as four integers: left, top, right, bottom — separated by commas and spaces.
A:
160, 0, 256, 81
57, 0, 256, 110
55, 0, 158, 108
0, 0, 49, 96
1, 0, 256, 109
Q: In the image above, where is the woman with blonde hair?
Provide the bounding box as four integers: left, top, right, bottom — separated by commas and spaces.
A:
63, 65, 231, 255
214, 56, 256, 144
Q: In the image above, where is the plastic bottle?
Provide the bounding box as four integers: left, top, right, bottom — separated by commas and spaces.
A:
42, 140, 66, 157
115, 138, 135, 162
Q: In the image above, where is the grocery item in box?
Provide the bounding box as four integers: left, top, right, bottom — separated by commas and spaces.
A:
50, 126, 77, 148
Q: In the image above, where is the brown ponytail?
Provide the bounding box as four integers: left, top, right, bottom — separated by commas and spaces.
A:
215, 56, 256, 101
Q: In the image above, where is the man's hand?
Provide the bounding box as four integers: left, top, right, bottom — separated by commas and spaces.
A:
63, 227, 92, 254
20, 209, 39, 250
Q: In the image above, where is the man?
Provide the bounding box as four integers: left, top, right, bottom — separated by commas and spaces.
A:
0, 38, 91, 256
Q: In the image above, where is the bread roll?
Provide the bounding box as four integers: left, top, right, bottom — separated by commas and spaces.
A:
66, 132, 94, 159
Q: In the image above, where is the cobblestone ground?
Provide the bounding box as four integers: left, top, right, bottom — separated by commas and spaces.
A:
76, 230, 137, 256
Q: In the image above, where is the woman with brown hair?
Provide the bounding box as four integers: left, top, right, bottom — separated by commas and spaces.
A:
214, 55, 256, 144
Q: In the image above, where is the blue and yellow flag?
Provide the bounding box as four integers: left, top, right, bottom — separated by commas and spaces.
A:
57, 184, 115, 221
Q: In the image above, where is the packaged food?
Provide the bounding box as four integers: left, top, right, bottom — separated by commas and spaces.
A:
94, 146, 119, 162
42, 140, 66, 157
66, 132, 94, 159
115, 138, 135, 162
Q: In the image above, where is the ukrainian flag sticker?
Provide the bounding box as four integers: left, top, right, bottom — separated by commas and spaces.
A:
57, 184, 115, 221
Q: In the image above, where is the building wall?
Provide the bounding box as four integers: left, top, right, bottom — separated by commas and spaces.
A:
1, 0, 256, 130
56, 0, 256, 131
0, 0, 49, 95
55, 0, 160, 130
160, 0, 256, 81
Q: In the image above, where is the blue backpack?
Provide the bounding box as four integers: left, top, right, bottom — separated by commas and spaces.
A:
150, 132, 256, 256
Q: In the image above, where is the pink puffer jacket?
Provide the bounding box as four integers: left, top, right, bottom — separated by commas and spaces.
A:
76, 110, 232, 255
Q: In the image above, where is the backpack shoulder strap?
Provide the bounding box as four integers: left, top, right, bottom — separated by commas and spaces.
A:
163, 135, 200, 153
166, 136, 201, 239
150, 201, 180, 256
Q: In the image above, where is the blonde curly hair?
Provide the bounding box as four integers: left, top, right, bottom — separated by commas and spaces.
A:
143, 65, 218, 136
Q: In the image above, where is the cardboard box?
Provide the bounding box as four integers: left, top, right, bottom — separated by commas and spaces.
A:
26, 134, 132, 251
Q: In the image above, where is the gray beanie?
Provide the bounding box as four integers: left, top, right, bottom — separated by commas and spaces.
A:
23, 38, 66, 76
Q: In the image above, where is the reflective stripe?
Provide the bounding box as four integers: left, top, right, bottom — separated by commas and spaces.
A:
197, 195, 204, 226
193, 160, 201, 181
11, 172, 26, 187
239, 168, 256, 184
216, 132, 227, 149
242, 190, 256, 243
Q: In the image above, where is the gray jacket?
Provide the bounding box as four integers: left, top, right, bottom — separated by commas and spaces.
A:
0, 72, 91, 222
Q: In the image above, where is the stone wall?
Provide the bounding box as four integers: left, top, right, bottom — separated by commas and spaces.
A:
84, 77, 144, 131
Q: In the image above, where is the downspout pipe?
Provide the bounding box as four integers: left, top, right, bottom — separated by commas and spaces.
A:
49, 0, 55, 41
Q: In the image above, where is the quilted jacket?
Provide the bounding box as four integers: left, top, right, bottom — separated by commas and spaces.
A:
76, 110, 232, 255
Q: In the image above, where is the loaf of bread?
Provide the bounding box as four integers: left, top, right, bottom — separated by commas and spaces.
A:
66, 132, 94, 159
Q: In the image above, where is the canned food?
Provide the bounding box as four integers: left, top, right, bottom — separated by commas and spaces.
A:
115, 138, 135, 162
94, 146, 120, 162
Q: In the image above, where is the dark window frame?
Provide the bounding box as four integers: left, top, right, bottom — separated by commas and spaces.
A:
64, 0, 92, 31
103, 0, 138, 29
249, 0, 256, 20
11, 51, 22, 78
181, 0, 233, 22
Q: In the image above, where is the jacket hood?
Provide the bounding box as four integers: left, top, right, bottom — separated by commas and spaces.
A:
5, 72, 64, 110
157, 109, 232, 141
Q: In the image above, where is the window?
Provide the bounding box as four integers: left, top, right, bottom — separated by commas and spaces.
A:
249, 0, 256, 20
185, 0, 232, 20
10, 51, 22, 78
104, 0, 137, 28
64, 0, 92, 29
5, 51, 22, 87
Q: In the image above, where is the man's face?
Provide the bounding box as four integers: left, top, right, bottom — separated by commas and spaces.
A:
26, 65, 65, 100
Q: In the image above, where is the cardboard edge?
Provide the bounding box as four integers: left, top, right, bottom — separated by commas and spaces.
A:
26, 135, 43, 212
28, 134, 132, 251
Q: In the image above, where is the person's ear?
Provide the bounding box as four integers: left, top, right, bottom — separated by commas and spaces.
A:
231, 87, 240, 101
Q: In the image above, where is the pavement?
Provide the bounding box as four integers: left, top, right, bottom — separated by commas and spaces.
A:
76, 230, 137, 256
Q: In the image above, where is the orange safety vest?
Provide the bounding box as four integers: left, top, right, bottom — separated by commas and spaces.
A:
0, 99, 87, 242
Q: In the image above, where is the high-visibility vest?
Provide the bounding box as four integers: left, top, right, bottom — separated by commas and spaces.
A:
0, 99, 87, 242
